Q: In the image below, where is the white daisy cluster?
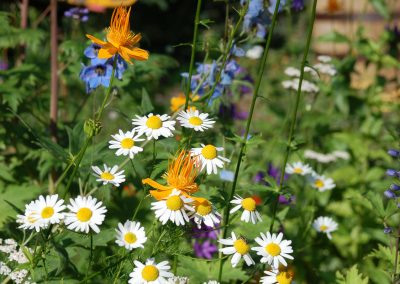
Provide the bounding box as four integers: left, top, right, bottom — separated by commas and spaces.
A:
219, 231, 294, 270
0, 239, 35, 284
285, 161, 336, 192
16, 194, 107, 234
167, 276, 190, 284
282, 77, 319, 93
151, 190, 221, 228
304, 149, 350, 163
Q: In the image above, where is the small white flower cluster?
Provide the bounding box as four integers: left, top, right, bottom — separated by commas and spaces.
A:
285, 161, 336, 192
167, 276, 190, 284
0, 239, 35, 284
315, 55, 337, 76
282, 77, 319, 93
304, 149, 350, 163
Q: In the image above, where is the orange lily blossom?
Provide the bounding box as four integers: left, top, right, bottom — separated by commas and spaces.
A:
142, 150, 200, 200
86, 4, 149, 64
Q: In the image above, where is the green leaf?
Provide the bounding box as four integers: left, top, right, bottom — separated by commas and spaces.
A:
140, 88, 154, 114
369, 0, 389, 19
336, 265, 369, 284
318, 31, 350, 43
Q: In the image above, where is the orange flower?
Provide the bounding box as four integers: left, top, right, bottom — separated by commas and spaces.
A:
142, 150, 199, 200
170, 92, 199, 112
86, 5, 149, 64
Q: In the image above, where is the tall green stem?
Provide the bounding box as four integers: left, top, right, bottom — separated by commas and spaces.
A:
217, 0, 282, 281
61, 57, 117, 196
270, 0, 318, 232
184, 0, 202, 110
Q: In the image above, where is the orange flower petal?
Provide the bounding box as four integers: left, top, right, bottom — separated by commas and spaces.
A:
86, 34, 107, 46
142, 178, 172, 191
150, 189, 173, 200
121, 46, 149, 61
98, 46, 117, 59
119, 47, 133, 64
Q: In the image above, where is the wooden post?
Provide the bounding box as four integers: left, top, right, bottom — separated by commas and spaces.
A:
50, 0, 58, 142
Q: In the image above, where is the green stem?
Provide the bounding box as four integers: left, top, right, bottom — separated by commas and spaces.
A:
85, 234, 94, 283
184, 0, 202, 110
217, 0, 282, 282
172, 254, 178, 274
269, 0, 318, 232
61, 57, 118, 197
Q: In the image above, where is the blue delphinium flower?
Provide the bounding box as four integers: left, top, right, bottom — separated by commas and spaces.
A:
267, 0, 287, 14
81, 44, 128, 93
384, 148, 400, 203
80, 64, 112, 93
242, 0, 270, 38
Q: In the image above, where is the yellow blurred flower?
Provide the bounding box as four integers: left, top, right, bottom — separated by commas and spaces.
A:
86, 5, 149, 64
170, 93, 199, 112
327, 0, 342, 13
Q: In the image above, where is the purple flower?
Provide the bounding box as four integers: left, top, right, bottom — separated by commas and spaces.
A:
391, 184, 400, 191
292, 0, 304, 11
267, 0, 287, 14
386, 169, 398, 177
388, 149, 400, 158
242, 0, 270, 38
193, 240, 218, 259
384, 227, 393, 234
278, 194, 295, 205
384, 190, 397, 199
64, 7, 89, 22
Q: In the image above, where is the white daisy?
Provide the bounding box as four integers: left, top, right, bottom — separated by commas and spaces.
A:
28, 194, 65, 226
151, 189, 193, 226
115, 220, 147, 250
176, 109, 215, 132
284, 67, 300, 77
16, 200, 46, 232
317, 55, 332, 63
219, 232, 255, 267
251, 232, 294, 269
313, 216, 338, 239
129, 258, 174, 284
230, 195, 262, 224
64, 195, 107, 234
190, 144, 230, 175
167, 276, 189, 284
132, 113, 176, 140
92, 164, 126, 187
109, 129, 145, 159
190, 198, 221, 228
260, 269, 294, 284
285, 162, 312, 176
203, 281, 220, 284
309, 173, 335, 192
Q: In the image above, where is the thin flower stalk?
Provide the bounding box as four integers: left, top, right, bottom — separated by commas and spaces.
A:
270, 0, 318, 232
217, 0, 283, 281
184, 0, 202, 111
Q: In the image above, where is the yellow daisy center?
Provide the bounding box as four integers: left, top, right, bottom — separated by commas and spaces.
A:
201, 145, 217, 160
319, 225, 328, 231
41, 207, 54, 219
124, 232, 137, 244
314, 179, 324, 188
276, 271, 293, 284
146, 116, 162, 129
188, 116, 203, 126
120, 138, 134, 149
233, 239, 250, 255
265, 243, 281, 256
101, 172, 115, 181
76, 207, 93, 222
196, 202, 212, 216
142, 265, 159, 281
293, 168, 303, 174
241, 198, 256, 211
166, 195, 184, 211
